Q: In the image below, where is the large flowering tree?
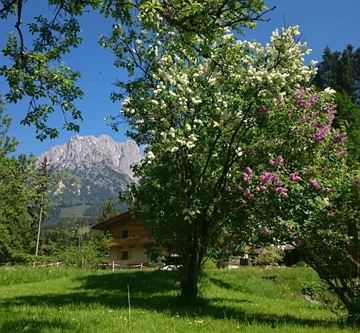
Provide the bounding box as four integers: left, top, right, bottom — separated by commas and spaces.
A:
110, 18, 355, 303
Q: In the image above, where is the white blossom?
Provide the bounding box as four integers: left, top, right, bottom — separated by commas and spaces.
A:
188, 134, 197, 142
185, 123, 192, 132
191, 97, 202, 105
324, 87, 336, 95
169, 127, 176, 138
147, 151, 155, 160
208, 77, 217, 85
235, 148, 243, 157
123, 96, 131, 106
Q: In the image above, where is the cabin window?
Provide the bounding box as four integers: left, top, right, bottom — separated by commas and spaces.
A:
121, 251, 129, 260
121, 230, 129, 239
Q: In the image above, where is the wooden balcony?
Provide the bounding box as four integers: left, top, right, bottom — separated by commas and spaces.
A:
110, 235, 152, 247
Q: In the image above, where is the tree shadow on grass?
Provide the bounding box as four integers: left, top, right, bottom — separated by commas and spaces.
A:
0, 270, 346, 330
0, 317, 73, 333
204, 275, 236, 291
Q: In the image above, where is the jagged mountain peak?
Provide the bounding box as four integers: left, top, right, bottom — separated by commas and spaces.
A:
38, 135, 142, 225
38, 135, 142, 176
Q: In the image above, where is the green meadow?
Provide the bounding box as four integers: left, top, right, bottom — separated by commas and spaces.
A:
0, 266, 357, 333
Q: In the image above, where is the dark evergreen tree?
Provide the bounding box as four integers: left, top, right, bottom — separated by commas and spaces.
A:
314, 45, 360, 103
313, 46, 360, 164
97, 199, 118, 223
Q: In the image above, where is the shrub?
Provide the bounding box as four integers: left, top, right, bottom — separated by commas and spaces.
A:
255, 246, 284, 266
61, 245, 104, 269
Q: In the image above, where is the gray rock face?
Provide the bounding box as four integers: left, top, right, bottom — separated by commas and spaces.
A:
39, 135, 141, 177
38, 135, 142, 225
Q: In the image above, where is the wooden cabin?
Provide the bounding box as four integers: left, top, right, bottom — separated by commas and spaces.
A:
92, 211, 153, 265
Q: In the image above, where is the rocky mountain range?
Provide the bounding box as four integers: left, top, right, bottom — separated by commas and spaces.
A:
38, 135, 142, 225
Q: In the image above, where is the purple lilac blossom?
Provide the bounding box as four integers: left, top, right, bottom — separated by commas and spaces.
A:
275, 180, 284, 187
259, 171, 272, 185
244, 167, 253, 175
270, 172, 281, 184
325, 104, 336, 125
310, 179, 321, 190
276, 187, 289, 197
307, 94, 319, 107
243, 167, 253, 182
314, 125, 330, 142
294, 88, 319, 108
294, 88, 307, 108
275, 155, 284, 166
256, 185, 266, 192
243, 188, 254, 200
269, 155, 284, 167
289, 172, 301, 182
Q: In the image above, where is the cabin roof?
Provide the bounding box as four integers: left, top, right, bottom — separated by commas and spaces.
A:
91, 210, 138, 230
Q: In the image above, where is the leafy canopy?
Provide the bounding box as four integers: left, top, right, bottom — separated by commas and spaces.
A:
1, 0, 272, 139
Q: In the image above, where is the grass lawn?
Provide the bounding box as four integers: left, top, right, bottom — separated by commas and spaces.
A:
0, 266, 357, 333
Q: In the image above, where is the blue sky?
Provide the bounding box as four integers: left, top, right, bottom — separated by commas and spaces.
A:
1, 0, 360, 156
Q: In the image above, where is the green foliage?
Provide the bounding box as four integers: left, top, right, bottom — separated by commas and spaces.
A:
0, 99, 59, 262
0, 97, 18, 153
332, 92, 360, 164
243, 154, 360, 321
61, 244, 103, 269
1, 0, 271, 138
43, 224, 110, 267
202, 258, 217, 270
0, 0, 94, 139
0, 223, 12, 261
0, 152, 37, 261
255, 246, 284, 267
0, 105, 38, 261
301, 281, 327, 299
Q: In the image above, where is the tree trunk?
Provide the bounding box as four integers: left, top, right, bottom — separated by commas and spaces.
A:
180, 239, 203, 302
35, 194, 44, 256
180, 217, 212, 302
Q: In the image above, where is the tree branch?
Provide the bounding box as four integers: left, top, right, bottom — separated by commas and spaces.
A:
0, 0, 17, 17
14, 0, 25, 57
197, 128, 223, 189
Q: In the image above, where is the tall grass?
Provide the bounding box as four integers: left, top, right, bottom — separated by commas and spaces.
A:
0, 266, 85, 286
